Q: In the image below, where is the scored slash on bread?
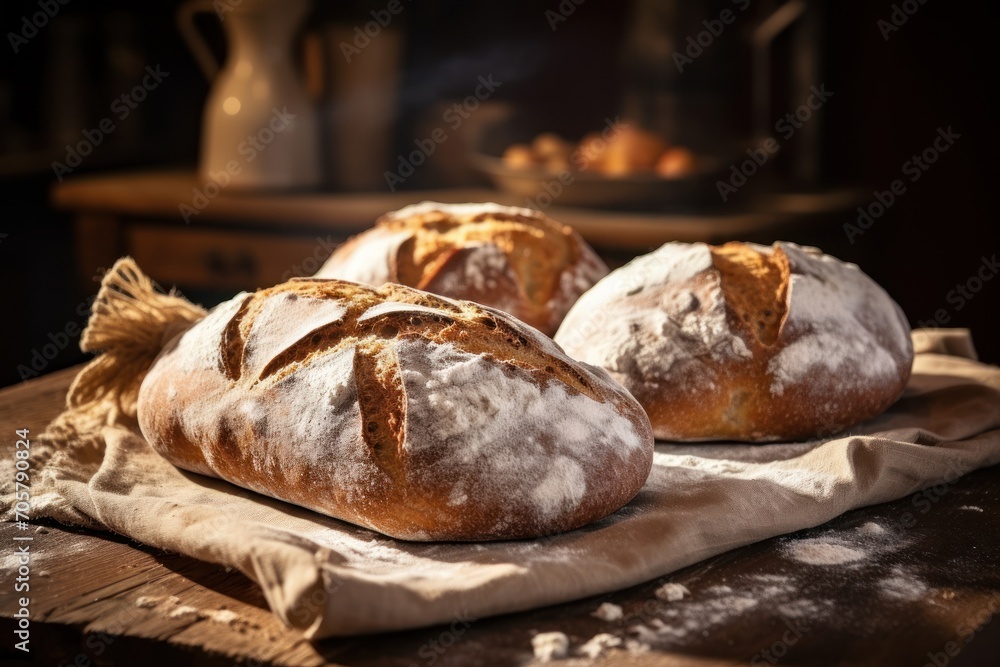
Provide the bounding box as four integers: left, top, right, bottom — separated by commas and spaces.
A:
711, 242, 790, 346
137, 274, 654, 541
212, 280, 613, 480
314, 202, 609, 335
217, 280, 604, 398
555, 241, 914, 442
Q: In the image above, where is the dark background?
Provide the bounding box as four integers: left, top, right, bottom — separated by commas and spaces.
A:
0, 0, 997, 387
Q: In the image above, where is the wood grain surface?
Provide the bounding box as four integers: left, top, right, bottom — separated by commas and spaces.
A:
1, 368, 998, 667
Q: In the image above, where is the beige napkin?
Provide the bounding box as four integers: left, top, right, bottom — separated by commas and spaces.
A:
2, 329, 999, 639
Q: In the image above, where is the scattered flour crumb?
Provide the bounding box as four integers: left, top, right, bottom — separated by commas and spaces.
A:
647, 618, 686, 639
592, 602, 623, 622
608, 584, 773, 651
778, 599, 833, 618
857, 522, 887, 536
706, 585, 734, 595
135, 596, 160, 609
532, 632, 569, 662
628, 624, 661, 643
784, 539, 867, 565
577, 633, 622, 658
168, 605, 202, 619
681, 596, 757, 631
624, 638, 651, 654
959, 506, 984, 512
206, 609, 240, 624
881, 569, 929, 601
655, 583, 690, 602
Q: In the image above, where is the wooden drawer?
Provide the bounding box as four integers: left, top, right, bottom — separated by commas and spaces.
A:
126, 224, 343, 291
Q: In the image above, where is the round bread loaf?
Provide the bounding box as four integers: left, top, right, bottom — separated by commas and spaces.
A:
314, 202, 609, 335
137, 278, 653, 541
554, 241, 914, 442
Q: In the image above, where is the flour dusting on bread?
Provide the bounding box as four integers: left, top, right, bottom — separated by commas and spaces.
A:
432, 243, 509, 293
243, 293, 348, 377
322, 230, 409, 287
767, 244, 909, 396
139, 277, 654, 540
398, 338, 641, 524
555, 241, 913, 442
560, 244, 750, 395
315, 201, 608, 335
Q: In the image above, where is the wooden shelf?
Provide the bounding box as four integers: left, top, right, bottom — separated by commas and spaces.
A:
52, 170, 856, 250
52, 170, 860, 295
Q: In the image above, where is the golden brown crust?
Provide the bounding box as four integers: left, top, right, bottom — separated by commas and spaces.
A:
554, 241, 914, 442
138, 278, 653, 541
314, 202, 609, 335
219, 294, 252, 381
711, 242, 790, 346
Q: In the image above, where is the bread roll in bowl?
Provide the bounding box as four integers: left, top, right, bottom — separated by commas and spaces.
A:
315, 202, 608, 336
554, 241, 914, 442
138, 279, 654, 541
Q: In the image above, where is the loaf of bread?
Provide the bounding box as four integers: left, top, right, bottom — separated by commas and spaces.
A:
554, 242, 914, 442
314, 202, 608, 335
137, 278, 654, 541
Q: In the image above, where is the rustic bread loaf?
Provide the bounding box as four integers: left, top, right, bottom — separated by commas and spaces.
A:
554, 242, 914, 442
137, 278, 653, 541
314, 202, 609, 335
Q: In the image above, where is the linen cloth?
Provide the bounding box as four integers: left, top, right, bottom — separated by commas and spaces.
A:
2, 329, 998, 638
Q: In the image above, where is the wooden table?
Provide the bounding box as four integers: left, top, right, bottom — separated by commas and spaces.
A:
2, 368, 999, 667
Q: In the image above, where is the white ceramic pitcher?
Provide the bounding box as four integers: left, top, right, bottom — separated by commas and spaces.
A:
178, 0, 321, 189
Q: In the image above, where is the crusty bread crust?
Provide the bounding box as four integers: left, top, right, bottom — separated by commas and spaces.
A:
137, 279, 653, 541
555, 242, 914, 442
314, 202, 608, 335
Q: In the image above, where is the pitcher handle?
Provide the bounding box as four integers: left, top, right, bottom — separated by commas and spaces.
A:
177, 0, 221, 80
750, 0, 806, 142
